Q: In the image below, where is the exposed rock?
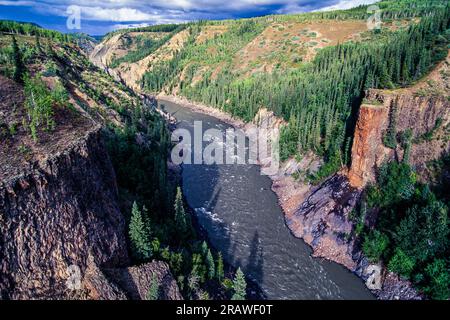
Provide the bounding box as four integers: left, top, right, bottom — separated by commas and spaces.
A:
286, 174, 359, 270
0, 128, 129, 299
106, 261, 183, 300
376, 272, 422, 300
349, 52, 450, 188
348, 103, 389, 188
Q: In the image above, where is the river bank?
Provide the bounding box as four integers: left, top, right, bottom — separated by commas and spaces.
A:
157, 94, 421, 300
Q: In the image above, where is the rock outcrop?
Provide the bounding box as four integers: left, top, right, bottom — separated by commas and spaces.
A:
0, 76, 182, 300
286, 175, 360, 270
349, 52, 450, 188
0, 128, 129, 299
348, 103, 389, 188
105, 261, 183, 300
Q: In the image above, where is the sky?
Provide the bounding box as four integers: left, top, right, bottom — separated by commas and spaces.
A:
0, 0, 378, 35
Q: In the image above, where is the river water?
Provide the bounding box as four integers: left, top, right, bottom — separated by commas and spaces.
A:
160, 99, 374, 300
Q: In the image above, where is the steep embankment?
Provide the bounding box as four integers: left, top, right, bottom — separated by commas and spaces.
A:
349, 51, 450, 188
0, 34, 182, 299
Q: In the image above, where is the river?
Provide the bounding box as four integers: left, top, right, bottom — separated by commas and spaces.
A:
160, 98, 374, 300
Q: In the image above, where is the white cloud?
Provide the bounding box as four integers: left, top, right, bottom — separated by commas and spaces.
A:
80, 7, 159, 22
318, 0, 378, 12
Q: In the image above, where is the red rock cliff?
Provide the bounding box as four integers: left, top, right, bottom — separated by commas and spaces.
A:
349, 89, 450, 188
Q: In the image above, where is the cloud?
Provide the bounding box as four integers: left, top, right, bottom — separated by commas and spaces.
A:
0, 0, 381, 34
318, 0, 378, 11
80, 7, 159, 22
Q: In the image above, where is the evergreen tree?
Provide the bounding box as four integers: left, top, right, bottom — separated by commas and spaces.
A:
11, 35, 25, 83
206, 249, 215, 280
174, 187, 188, 235
231, 267, 247, 300
216, 252, 224, 282
201, 241, 208, 257
129, 201, 152, 261
146, 274, 160, 300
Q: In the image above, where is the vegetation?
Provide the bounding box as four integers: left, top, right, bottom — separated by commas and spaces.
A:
23, 74, 62, 141
129, 201, 153, 261
11, 35, 25, 83
109, 25, 186, 68
231, 267, 247, 300
146, 275, 160, 300
361, 160, 449, 299
0, 20, 75, 42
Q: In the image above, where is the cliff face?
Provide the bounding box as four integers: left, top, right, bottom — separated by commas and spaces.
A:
0, 128, 129, 299
348, 103, 389, 188
349, 90, 449, 188
349, 53, 450, 188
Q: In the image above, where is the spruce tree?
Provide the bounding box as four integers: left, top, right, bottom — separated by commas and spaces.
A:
12, 35, 25, 83
174, 186, 187, 235
129, 201, 152, 261
201, 241, 208, 257
206, 249, 215, 280
231, 267, 247, 300
216, 252, 224, 282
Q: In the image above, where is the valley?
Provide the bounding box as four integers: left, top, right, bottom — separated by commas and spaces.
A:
0, 0, 449, 301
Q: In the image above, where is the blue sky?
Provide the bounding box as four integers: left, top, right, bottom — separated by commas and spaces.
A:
0, 0, 377, 35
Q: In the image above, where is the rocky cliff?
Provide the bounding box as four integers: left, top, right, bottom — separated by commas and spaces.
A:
349, 52, 450, 188
0, 127, 129, 299
0, 74, 182, 300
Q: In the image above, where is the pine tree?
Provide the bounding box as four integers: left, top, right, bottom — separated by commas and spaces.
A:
216, 252, 224, 282
231, 267, 247, 300
129, 201, 152, 261
174, 186, 187, 235
201, 241, 208, 257
12, 35, 25, 83
146, 274, 160, 300
206, 249, 215, 280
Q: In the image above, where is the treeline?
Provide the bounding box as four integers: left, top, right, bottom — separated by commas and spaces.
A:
202, 0, 446, 26
0, 20, 73, 42
142, 2, 450, 181
102, 23, 188, 42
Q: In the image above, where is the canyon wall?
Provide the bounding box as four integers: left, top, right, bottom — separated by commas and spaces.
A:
0, 128, 129, 299
349, 89, 450, 188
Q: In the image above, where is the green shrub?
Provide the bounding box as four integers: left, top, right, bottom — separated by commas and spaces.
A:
422, 259, 450, 300
362, 230, 390, 263
388, 249, 416, 279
